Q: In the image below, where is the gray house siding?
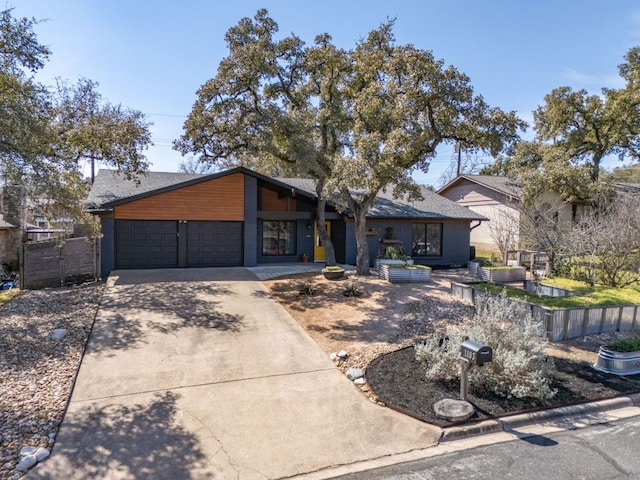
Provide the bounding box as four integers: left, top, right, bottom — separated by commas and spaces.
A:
243, 175, 258, 267
100, 217, 115, 275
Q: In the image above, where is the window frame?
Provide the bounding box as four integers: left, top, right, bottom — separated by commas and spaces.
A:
261, 220, 297, 256
411, 222, 443, 257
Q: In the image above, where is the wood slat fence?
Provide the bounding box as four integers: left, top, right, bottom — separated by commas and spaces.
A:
19, 237, 100, 290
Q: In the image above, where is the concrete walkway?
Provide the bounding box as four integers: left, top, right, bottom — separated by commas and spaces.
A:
30, 268, 440, 479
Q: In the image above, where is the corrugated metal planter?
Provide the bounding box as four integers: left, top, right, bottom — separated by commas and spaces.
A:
478, 266, 526, 283
375, 258, 414, 271
380, 264, 431, 283
523, 280, 577, 297
467, 261, 479, 276
593, 346, 640, 376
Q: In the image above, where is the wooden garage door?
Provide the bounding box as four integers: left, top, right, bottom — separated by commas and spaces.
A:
115, 220, 178, 269
186, 221, 243, 267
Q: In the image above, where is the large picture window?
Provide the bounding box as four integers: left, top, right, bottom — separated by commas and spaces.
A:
412, 223, 442, 257
262, 221, 296, 256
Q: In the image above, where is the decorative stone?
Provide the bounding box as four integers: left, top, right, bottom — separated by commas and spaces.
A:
346, 367, 364, 381
35, 447, 50, 461
49, 328, 67, 341
16, 454, 37, 472
329, 352, 338, 361
433, 398, 475, 422
19, 446, 37, 457
337, 350, 348, 359
3, 462, 14, 470
353, 377, 366, 385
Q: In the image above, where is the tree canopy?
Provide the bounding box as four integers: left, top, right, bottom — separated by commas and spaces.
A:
178, 10, 524, 274
488, 46, 640, 203
0, 8, 151, 237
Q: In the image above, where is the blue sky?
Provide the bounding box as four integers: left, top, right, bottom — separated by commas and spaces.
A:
11, 1, 640, 186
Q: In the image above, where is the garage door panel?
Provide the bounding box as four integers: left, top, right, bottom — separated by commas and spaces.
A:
186, 221, 242, 267
116, 220, 178, 269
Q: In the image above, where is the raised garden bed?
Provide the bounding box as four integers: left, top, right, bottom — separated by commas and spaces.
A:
450, 281, 640, 342
379, 264, 431, 283
375, 258, 414, 271
594, 346, 640, 376
478, 266, 526, 283
523, 280, 577, 297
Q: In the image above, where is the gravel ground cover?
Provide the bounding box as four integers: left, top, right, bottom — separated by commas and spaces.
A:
0, 282, 104, 480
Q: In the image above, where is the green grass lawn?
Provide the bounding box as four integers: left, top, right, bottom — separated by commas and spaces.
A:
477, 279, 640, 308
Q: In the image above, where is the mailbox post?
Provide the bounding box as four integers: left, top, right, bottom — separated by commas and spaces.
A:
459, 339, 493, 401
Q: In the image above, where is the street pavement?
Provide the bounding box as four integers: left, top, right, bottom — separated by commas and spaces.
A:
330, 414, 640, 480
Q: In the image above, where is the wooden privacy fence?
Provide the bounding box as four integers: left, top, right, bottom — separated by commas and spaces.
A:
450, 281, 640, 342
20, 237, 100, 290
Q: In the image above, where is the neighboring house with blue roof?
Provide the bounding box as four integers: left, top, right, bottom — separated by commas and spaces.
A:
87, 167, 486, 275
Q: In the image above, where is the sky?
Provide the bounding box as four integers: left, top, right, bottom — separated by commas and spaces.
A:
11, 0, 640, 187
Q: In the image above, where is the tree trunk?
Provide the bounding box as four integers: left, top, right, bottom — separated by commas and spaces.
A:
353, 208, 371, 276
315, 180, 337, 266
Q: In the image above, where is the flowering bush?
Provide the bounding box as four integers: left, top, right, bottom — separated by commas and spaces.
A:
415, 290, 556, 400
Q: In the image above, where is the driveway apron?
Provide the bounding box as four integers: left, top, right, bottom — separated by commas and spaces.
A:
29, 268, 440, 479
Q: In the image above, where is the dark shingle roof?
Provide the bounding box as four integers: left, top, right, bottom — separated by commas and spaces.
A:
279, 178, 486, 220
438, 174, 521, 199
88, 169, 485, 220
86, 170, 204, 210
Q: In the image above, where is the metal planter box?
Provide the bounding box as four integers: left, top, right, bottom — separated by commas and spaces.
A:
478, 266, 526, 283
375, 258, 414, 271
379, 265, 431, 283
593, 346, 640, 376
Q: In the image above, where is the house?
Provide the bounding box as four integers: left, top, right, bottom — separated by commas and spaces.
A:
86, 167, 486, 275
437, 175, 586, 254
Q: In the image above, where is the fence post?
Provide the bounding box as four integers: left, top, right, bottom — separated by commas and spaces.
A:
616, 306, 623, 332
19, 243, 25, 290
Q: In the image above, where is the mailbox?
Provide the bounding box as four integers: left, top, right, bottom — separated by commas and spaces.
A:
460, 339, 493, 366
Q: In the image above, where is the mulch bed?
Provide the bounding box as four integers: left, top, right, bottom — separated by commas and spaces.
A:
366, 346, 640, 427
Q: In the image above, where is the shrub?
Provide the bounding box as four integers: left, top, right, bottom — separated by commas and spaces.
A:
415, 290, 556, 400
297, 282, 316, 296
343, 283, 362, 297
608, 333, 640, 352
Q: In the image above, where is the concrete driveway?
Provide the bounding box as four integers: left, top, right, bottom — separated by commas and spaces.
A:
30, 268, 440, 479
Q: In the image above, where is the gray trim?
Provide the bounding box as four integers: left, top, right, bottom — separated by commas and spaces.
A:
244, 175, 258, 267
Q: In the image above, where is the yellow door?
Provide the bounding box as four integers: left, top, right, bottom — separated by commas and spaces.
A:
314, 221, 330, 262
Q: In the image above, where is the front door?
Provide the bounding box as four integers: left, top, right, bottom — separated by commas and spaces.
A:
314, 221, 331, 262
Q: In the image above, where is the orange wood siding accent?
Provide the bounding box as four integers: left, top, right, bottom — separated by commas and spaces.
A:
261, 188, 296, 211
114, 174, 245, 220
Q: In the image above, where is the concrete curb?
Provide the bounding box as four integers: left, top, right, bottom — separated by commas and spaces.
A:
440, 394, 640, 442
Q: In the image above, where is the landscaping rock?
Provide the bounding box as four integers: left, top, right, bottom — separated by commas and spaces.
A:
35, 447, 50, 461
337, 350, 348, 359
19, 446, 37, 457
15, 454, 37, 472
329, 352, 338, 361
49, 328, 67, 341
354, 377, 366, 386
346, 367, 364, 381
433, 398, 475, 422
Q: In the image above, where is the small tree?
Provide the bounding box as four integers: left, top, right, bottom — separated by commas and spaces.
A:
486, 207, 519, 262
415, 291, 555, 400
559, 194, 640, 287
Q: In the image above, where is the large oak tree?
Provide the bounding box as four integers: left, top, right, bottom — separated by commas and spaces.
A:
0, 8, 151, 238
177, 10, 524, 274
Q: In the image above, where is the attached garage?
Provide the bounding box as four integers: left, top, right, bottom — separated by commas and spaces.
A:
116, 220, 178, 269
115, 220, 243, 270
185, 221, 242, 267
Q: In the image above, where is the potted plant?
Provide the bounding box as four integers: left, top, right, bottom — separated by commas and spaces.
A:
322, 265, 345, 280
301, 252, 309, 263
594, 333, 640, 375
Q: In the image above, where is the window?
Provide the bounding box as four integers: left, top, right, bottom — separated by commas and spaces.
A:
262, 221, 296, 256
411, 223, 442, 257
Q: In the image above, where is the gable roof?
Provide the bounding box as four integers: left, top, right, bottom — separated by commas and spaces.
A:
438, 174, 521, 200
277, 178, 486, 220
87, 168, 485, 221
